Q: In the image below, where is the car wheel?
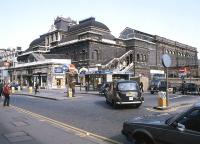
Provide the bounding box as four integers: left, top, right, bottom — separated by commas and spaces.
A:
106, 98, 109, 104
134, 103, 141, 108
112, 100, 118, 109
135, 136, 153, 144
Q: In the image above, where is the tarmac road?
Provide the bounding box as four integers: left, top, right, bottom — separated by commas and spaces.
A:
9, 91, 200, 144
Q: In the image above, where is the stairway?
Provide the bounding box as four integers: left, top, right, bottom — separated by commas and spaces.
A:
105, 50, 134, 73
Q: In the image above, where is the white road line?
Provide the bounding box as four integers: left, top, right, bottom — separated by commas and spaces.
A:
169, 95, 184, 100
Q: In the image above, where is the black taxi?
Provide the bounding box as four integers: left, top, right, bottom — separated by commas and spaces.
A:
104, 80, 144, 108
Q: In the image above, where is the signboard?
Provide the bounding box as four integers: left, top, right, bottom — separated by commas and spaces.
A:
69, 64, 76, 72
179, 67, 190, 73
162, 54, 171, 68
106, 74, 112, 82
54, 67, 63, 73
62, 64, 69, 72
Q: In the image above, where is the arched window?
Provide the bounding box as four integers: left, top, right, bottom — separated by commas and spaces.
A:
130, 54, 133, 63
137, 54, 140, 61
92, 50, 99, 60
143, 55, 146, 61
81, 50, 86, 60
141, 54, 143, 61
126, 56, 129, 65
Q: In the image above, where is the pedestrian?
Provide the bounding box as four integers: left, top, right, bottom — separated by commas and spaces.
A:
139, 82, 144, 92
3, 83, 11, 106
0, 82, 3, 99
182, 81, 186, 95
35, 83, 39, 95
85, 81, 88, 92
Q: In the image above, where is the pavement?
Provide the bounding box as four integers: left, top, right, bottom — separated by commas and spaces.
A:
0, 87, 199, 144
11, 86, 100, 100
0, 87, 115, 144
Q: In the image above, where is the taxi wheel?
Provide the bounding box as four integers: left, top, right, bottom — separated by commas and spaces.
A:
134, 103, 141, 108
112, 100, 118, 109
135, 136, 153, 144
106, 99, 109, 104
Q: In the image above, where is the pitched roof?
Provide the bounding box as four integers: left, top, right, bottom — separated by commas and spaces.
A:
69, 17, 110, 32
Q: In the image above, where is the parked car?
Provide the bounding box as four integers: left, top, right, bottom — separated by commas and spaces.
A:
104, 80, 144, 108
98, 82, 111, 95
150, 80, 174, 94
178, 82, 200, 95
9, 82, 20, 90
122, 103, 200, 144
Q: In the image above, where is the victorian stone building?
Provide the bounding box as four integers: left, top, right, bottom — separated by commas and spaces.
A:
14, 16, 199, 88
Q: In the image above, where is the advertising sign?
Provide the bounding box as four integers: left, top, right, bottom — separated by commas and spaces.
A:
54, 67, 63, 73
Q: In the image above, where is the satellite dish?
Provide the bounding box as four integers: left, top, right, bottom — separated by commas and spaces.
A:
162, 54, 171, 68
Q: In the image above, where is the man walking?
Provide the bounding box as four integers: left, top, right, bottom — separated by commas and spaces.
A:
139, 82, 144, 92
35, 83, 39, 95
3, 83, 11, 106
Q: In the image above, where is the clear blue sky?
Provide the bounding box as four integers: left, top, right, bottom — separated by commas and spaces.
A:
0, 0, 199, 58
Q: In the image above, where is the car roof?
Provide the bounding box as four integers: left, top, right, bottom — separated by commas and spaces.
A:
114, 80, 137, 83
193, 103, 200, 108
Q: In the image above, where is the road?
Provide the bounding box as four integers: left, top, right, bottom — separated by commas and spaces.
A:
11, 92, 200, 144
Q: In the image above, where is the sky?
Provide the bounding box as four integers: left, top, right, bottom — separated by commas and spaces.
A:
0, 0, 200, 58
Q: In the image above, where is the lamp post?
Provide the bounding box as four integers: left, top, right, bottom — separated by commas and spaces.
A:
162, 54, 172, 108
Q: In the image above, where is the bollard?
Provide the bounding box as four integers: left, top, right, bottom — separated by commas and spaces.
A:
154, 91, 167, 110
18, 86, 21, 92
11, 87, 15, 93
68, 88, 72, 97
29, 87, 32, 93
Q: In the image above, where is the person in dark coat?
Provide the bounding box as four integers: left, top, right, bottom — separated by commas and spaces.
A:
35, 83, 39, 95
3, 83, 11, 106
139, 82, 144, 92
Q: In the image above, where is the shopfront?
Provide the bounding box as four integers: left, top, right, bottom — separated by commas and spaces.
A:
9, 59, 71, 89
85, 71, 130, 91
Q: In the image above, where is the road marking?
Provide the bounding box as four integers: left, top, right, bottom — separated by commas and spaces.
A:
146, 103, 192, 113
169, 95, 184, 100
11, 105, 121, 144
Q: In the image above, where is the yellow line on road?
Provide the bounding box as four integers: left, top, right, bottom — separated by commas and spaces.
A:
11, 105, 121, 144
146, 104, 192, 113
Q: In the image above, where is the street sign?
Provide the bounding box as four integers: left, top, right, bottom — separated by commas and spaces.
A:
62, 64, 69, 72
162, 54, 171, 68
179, 67, 190, 73
69, 64, 76, 72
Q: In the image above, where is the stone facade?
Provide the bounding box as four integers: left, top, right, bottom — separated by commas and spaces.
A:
17, 16, 199, 79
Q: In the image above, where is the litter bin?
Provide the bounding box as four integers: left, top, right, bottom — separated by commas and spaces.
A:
158, 91, 167, 108
29, 87, 32, 93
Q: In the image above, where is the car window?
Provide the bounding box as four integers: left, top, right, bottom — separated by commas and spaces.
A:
178, 109, 200, 132
151, 80, 159, 85
118, 82, 138, 91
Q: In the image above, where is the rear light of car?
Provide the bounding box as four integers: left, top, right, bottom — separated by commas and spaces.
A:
126, 92, 138, 97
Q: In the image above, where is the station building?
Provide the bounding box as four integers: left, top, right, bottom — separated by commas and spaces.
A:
11, 16, 199, 89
